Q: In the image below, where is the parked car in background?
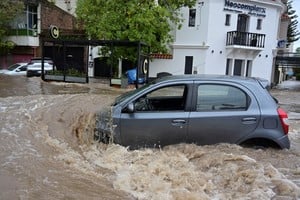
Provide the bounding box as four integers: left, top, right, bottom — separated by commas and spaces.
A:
26, 57, 55, 77
96, 75, 290, 149
0, 63, 28, 75
30, 57, 53, 64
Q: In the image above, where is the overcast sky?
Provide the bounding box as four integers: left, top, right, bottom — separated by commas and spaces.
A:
292, 0, 300, 51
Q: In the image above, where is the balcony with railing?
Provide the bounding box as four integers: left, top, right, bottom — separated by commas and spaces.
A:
226, 31, 266, 49
8, 28, 38, 37
6, 27, 39, 46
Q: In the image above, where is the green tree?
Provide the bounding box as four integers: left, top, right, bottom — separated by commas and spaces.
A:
0, 0, 24, 53
287, 0, 300, 46
76, 0, 196, 61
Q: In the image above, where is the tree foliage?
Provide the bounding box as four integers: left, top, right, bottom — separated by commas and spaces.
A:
287, 0, 300, 46
76, 0, 196, 61
0, 0, 24, 52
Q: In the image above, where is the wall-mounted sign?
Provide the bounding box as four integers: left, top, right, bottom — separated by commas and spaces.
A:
224, 0, 266, 17
277, 39, 286, 48
88, 61, 94, 68
49, 25, 59, 39
142, 58, 148, 74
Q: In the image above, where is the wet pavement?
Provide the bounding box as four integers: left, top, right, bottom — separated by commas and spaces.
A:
275, 79, 300, 91
0, 75, 125, 97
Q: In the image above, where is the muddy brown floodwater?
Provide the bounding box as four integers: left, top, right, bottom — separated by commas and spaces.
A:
0, 75, 300, 200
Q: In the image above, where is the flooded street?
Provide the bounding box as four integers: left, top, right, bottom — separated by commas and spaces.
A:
0, 75, 299, 199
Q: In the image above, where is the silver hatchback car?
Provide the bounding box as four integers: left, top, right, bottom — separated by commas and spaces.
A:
96, 75, 290, 149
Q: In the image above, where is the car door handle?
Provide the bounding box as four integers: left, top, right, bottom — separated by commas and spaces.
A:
172, 119, 186, 126
242, 117, 257, 124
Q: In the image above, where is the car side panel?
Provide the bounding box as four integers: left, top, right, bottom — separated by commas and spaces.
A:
119, 111, 189, 148
237, 127, 290, 149
188, 111, 261, 145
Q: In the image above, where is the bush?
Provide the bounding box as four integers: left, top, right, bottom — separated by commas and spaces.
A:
296, 73, 300, 81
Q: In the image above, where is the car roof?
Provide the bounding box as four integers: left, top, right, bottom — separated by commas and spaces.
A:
30, 57, 52, 60
154, 74, 268, 88
29, 57, 53, 64
17, 62, 29, 66
9, 62, 28, 66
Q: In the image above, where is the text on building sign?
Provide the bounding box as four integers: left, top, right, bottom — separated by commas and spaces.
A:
224, 0, 266, 17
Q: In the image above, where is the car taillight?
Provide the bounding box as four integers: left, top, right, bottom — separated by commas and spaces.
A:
277, 108, 289, 134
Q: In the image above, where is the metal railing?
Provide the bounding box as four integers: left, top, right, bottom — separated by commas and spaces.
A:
8, 29, 37, 37
226, 31, 265, 48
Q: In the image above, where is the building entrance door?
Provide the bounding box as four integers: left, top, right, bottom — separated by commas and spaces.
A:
184, 56, 193, 74
237, 14, 249, 45
234, 59, 243, 76
237, 14, 248, 32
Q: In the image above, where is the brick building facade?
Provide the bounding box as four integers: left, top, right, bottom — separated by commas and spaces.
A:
0, 0, 83, 68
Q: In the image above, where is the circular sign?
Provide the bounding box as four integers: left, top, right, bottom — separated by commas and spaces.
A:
143, 59, 148, 74
50, 25, 59, 39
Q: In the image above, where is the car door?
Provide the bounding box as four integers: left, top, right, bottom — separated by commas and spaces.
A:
119, 83, 191, 148
17, 65, 28, 75
187, 82, 261, 145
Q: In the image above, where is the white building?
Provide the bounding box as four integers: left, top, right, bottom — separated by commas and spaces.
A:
150, 0, 285, 84
53, 0, 77, 16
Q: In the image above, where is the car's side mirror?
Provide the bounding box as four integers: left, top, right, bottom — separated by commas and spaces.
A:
16, 69, 20, 72
126, 103, 135, 113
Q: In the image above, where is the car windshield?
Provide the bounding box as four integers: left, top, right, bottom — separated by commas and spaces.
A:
7, 64, 21, 71
112, 82, 153, 106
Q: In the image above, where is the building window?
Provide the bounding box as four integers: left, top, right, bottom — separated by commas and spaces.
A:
28, 5, 38, 30
189, 9, 196, 27
10, 4, 38, 36
256, 19, 262, 30
225, 14, 231, 26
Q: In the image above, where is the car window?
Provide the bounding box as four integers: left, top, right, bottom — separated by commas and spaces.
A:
134, 84, 187, 112
196, 84, 249, 111
8, 64, 20, 70
19, 66, 27, 71
113, 83, 152, 106
147, 85, 185, 97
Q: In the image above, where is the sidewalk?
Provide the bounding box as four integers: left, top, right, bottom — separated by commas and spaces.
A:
275, 79, 300, 91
